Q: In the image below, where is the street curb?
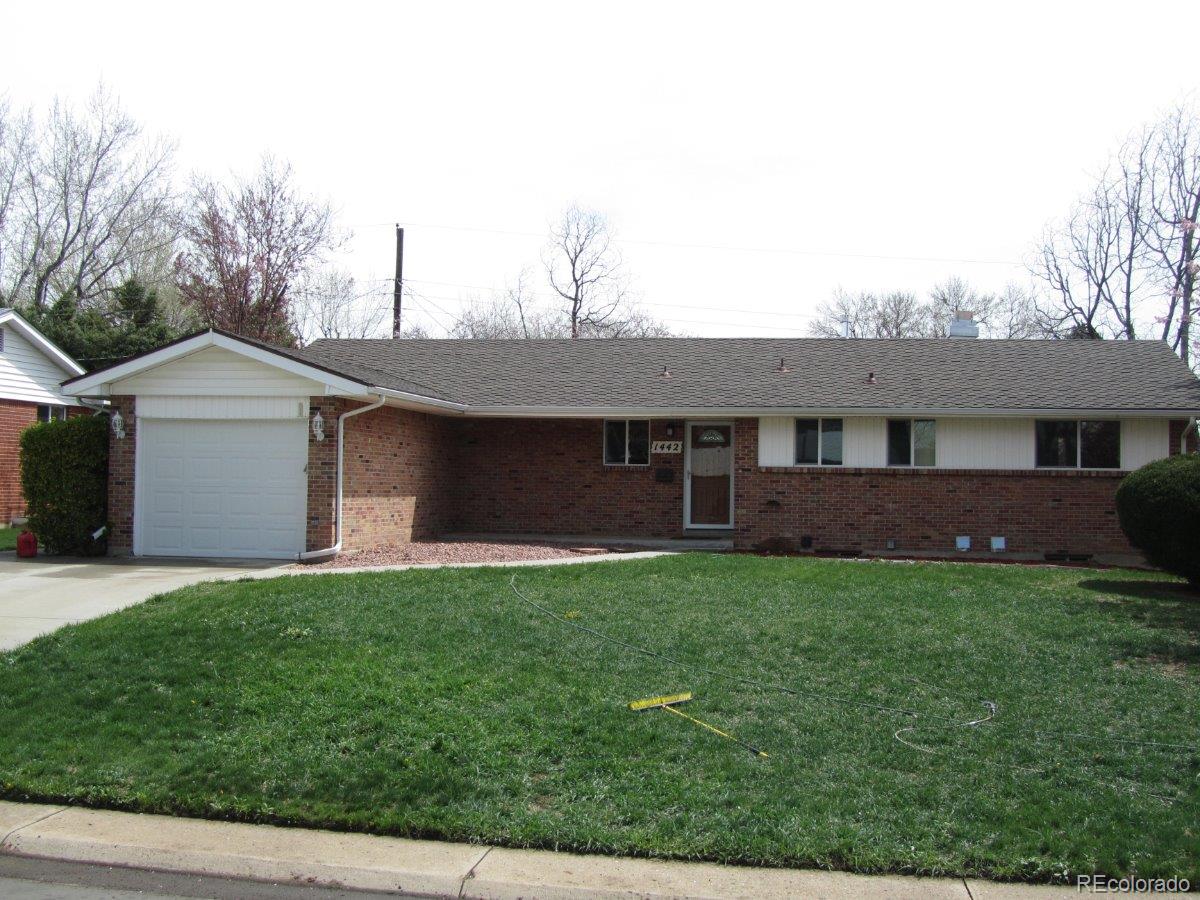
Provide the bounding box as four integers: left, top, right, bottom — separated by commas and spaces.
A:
0, 801, 1081, 899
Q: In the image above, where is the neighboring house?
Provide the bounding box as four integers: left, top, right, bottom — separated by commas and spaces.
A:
0, 308, 87, 524
62, 314, 1200, 561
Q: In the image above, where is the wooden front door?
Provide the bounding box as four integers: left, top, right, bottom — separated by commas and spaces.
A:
686, 423, 732, 527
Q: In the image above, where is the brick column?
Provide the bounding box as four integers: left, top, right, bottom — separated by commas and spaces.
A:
305, 397, 341, 553
106, 396, 136, 555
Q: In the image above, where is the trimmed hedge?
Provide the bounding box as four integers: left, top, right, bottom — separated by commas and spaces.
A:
19, 414, 109, 556
1115, 454, 1200, 584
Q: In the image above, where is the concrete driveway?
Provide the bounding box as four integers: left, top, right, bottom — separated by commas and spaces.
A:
0, 554, 287, 650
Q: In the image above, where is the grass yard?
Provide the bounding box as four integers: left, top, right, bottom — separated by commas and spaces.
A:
0, 526, 18, 551
0, 555, 1196, 883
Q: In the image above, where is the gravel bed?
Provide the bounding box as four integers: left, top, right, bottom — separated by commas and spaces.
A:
296, 538, 611, 569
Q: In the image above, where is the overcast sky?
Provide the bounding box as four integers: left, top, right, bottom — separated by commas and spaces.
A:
3, 1, 1197, 337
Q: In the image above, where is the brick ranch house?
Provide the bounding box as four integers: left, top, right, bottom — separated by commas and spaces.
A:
61, 321, 1200, 562
0, 307, 87, 524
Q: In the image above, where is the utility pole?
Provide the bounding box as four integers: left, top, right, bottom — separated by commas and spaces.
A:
392, 225, 405, 339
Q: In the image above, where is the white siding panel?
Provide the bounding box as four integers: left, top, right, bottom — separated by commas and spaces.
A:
757, 416, 794, 465
0, 323, 74, 404
844, 416, 886, 467
1121, 418, 1169, 470
113, 346, 325, 397
137, 396, 310, 420
936, 417, 1031, 469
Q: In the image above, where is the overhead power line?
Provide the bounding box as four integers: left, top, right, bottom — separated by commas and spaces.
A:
357, 276, 816, 323
350, 219, 1022, 267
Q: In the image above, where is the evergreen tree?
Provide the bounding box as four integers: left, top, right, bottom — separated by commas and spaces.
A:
23, 278, 186, 371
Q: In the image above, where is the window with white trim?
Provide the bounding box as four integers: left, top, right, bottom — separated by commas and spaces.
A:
603, 419, 650, 465
37, 405, 67, 423
1035, 420, 1120, 469
794, 418, 843, 465
887, 418, 936, 467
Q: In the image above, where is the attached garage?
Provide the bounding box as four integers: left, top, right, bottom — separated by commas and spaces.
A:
62, 330, 384, 560
138, 418, 307, 559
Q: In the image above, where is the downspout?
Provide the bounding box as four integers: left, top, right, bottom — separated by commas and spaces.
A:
298, 394, 387, 562
1183, 416, 1200, 455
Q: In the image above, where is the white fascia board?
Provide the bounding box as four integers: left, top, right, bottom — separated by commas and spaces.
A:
0, 308, 86, 376
62, 331, 372, 398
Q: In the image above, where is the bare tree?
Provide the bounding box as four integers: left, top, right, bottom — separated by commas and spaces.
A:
809, 289, 933, 338
175, 156, 343, 345
0, 87, 177, 309
544, 206, 632, 339
1144, 105, 1200, 366
989, 283, 1042, 338
1034, 133, 1152, 341
811, 281, 1040, 339
295, 269, 389, 343
1033, 103, 1200, 362
589, 308, 675, 337
0, 100, 34, 293
450, 271, 565, 339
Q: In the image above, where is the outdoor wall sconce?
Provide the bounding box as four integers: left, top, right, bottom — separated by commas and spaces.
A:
110, 409, 126, 440
311, 410, 326, 442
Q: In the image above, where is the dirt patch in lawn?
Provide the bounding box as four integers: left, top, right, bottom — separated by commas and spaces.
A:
295, 538, 612, 569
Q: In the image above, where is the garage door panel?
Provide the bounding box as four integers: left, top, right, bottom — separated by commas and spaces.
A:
152, 527, 184, 552
140, 419, 306, 559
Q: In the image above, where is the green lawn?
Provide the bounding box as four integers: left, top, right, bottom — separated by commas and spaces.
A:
0, 527, 17, 551
0, 556, 1196, 883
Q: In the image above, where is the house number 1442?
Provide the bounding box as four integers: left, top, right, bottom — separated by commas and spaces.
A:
651, 440, 683, 454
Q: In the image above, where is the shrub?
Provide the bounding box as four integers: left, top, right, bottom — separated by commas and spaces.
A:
19, 415, 109, 556
1115, 454, 1200, 584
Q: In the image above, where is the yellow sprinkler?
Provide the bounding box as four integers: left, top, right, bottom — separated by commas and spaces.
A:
628, 692, 769, 759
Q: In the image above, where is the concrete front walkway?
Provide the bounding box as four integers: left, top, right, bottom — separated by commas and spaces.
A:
0, 801, 1076, 899
0, 554, 286, 651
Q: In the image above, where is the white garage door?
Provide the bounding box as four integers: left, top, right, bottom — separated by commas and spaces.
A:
139, 419, 307, 559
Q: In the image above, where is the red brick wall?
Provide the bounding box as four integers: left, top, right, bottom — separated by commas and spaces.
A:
341, 404, 456, 549
732, 416, 1133, 555
446, 418, 686, 537
0, 399, 38, 522
305, 399, 458, 553
106, 396, 136, 554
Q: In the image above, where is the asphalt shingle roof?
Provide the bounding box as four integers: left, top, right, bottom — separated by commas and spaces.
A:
292, 337, 1200, 412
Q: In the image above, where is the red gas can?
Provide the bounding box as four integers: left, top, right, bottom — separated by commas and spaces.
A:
15, 530, 37, 558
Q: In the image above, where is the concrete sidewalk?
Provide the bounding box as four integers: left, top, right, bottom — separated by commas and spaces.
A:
0, 801, 1074, 899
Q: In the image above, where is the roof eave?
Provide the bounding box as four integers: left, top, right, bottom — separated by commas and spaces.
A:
454, 405, 1200, 419
0, 308, 86, 376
